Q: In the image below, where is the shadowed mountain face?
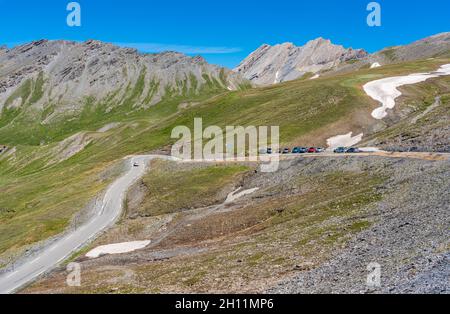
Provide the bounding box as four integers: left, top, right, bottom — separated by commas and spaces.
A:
234, 38, 367, 85
0, 40, 247, 125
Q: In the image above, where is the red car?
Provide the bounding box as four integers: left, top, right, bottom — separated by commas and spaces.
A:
308, 147, 317, 153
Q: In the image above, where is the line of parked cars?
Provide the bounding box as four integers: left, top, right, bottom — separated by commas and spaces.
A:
262, 147, 326, 154
333, 147, 361, 153
261, 146, 362, 154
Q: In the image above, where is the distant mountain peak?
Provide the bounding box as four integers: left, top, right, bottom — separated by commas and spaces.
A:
307, 37, 330, 44
234, 38, 367, 85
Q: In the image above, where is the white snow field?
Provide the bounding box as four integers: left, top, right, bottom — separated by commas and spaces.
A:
86, 240, 151, 258
364, 64, 450, 119
370, 62, 381, 69
326, 64, 450, 148
225, 187, 259, 204
326, 132, 364, 149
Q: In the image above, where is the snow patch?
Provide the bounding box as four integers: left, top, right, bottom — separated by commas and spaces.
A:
359, 147, 382, 152
86, 240, 151, 258
273, 71, 280, 84
370, 62, 381, 69
364, 64, 450, 120
225, 187, 259, 204
327, 132, 364, 148
310, 74, 320, 80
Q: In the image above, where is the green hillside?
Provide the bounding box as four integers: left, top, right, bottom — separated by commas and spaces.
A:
0, 57, 449, 264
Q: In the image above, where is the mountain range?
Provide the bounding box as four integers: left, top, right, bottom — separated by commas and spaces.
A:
234, 38, 367, 85
235, 32, 450, 85
1, 32, 450, 124
0, 39, 246, 126
0, 31, 449, 294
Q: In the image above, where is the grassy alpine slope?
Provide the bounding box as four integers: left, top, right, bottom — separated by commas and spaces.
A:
0, 57, 449, 267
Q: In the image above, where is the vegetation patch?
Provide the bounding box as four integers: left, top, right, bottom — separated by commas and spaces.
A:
128, 160, 251, 217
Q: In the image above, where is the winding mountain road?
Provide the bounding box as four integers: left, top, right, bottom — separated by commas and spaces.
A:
0, 150, 448, 294
0, 155, 175, 294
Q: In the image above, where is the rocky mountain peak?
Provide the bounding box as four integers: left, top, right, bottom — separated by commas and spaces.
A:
0, 39, 247, 123
307, 37, 330, 45
234, 38, 367, 85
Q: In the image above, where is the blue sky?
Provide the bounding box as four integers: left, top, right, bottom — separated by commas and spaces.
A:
1, 0, 449, 68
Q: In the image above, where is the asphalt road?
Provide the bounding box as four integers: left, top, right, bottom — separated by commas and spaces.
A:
0, 155, 173, 294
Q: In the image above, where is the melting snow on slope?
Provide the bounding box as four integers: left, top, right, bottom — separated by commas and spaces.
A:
86, 240, 151, 258
359, 147, 382, 152
363, 64, 450, 119
225, 187, 259, 204
274, 71, 280, 84
327, 132, 364, 149
370, 62, 381, 69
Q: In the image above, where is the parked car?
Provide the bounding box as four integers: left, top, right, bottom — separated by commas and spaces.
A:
282, 148, 290, 154
299, 147, 308, 153
316, 147, 325, 153
267, 148, 273, 154
292, 147, 301, 154
334, 147, 346, 153
307, 147, 317, 153
133, 162, 139, 167
346, 147, 361, 153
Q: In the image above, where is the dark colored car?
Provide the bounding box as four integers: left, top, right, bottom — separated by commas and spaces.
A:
267, 148, 273, 154
307, 147, 317, 153
133, 162, 139, 167
292, 147, 301, 154
299, 147, 308, 153
334, 147, 346, 153
346, 147, 361, 153
282, 148, 290, 154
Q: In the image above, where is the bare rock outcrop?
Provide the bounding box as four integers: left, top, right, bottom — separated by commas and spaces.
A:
234, 38, 367, 85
